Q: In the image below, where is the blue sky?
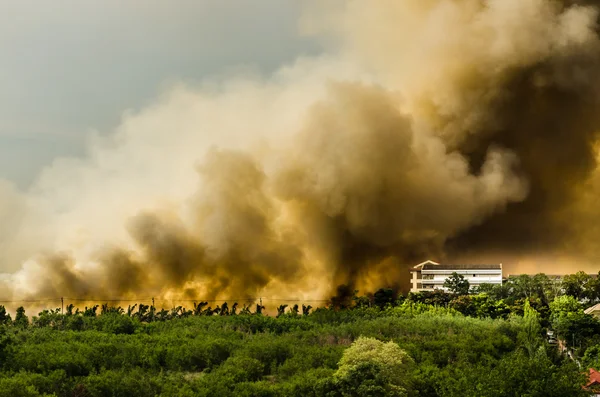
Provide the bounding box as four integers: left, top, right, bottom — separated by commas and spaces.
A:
0, 1, 319, 187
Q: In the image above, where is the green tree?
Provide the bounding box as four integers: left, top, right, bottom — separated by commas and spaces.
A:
508, 274, 535, 300
519, 301, 542, 357
0, 327, 12, 365
335, 362, 396, 397
450, 294, 511, 319
550, 296, 600, 351
14, 306, 28, 328
533, 273, 562, 305
550, 295, 582, 318
586, 272, 600, 303
449, 295, 476, 317
374, 288, 395, 309
407, 290, 452, 306
444, 272, 470, 295
582, 344, 600, 369
562, 271, 592, 301
0, 306, 11, 325
335, 336, 414, 396
440, 349, 587, 397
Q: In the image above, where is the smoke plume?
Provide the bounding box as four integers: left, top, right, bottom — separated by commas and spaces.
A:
2, 0, 600, 302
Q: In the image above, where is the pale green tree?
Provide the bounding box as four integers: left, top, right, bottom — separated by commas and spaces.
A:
335, 336, 414, 396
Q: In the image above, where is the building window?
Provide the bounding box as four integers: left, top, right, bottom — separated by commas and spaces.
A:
422, 274, 434, 280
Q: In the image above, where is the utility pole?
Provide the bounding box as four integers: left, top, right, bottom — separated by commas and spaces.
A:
61, 297, 64, 314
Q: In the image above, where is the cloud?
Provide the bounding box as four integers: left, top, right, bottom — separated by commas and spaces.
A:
2, 0, 600, 302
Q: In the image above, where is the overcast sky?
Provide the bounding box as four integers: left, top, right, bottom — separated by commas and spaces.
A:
0, 1, 318, 188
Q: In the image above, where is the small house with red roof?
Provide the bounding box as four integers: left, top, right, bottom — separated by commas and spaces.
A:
585, 368, 600, 396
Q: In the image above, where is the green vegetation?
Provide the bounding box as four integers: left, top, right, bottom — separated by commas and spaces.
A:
0, 271, 598, 396
443, 272, 470, 295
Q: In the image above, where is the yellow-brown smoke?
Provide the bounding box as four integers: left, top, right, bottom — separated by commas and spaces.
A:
1, 0, 600, 302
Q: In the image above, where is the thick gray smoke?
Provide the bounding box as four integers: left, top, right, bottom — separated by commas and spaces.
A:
1, 0, 600, 302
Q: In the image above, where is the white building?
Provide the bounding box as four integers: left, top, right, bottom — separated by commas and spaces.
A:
410, 260, 503, 293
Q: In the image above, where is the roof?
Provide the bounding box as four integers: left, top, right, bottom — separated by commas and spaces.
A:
586, 368, 600, 388
585, 303, 600, 315
421, 264, 502, 270
411, 260, 502, 271
413, 260, 440, 269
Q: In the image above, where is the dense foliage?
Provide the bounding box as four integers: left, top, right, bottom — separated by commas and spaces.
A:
0, 271, 598, 396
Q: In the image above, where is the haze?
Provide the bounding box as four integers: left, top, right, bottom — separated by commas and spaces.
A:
0, 1, 317, 187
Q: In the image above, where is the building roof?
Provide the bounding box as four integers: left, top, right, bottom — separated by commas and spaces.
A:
585, 303, 600, 315
421, 264, 502, 270
586, 368, 600, 388
411, 260, 502, 271
413, 260, 440, 269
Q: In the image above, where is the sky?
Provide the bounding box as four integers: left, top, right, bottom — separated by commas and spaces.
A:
0, 0, 598, 300
0, 1, 318, 188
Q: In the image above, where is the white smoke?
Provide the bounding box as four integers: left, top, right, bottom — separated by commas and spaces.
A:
4, 0, 599, 300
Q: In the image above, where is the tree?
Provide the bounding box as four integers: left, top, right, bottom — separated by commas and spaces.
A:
449, 295, 476, 317
519, 300, 542, 357
475, 282, 510, 301
0, 326, 12, 364
407, 289, 452, 306
442, 349, 588, 397
83, 305, 99, 318
550, 296, 600, 351
0, 306, 11, 325
219, 302, 229, 316
582, 344, 600, 369
550, 295, 582, 316
14, 306, 28, 328
449, 294, 510, 319
334, 362, 395, 397
290, 304, 299, 316
335, 336, 414, 396
193, 301, 208, 315
240, 304, 252, 315
302, 304, 312, 316
373, 288, 395, 309
276, 305, 288, 317
532, 273, 562, 305
444, 272, 470, 295
586, 272, 600, 303
562, 271, 592, 301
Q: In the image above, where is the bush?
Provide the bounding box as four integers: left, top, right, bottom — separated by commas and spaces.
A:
335, 336, 414, 395
82, 368, 162, 397
91, 313, 138, 335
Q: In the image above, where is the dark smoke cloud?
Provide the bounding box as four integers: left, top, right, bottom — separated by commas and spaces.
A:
272, 82, 524, 291
311, 0, 600, 275
2, 0, 600, 302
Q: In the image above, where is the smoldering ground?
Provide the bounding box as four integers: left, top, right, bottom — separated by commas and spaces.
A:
2, 0, 600, 302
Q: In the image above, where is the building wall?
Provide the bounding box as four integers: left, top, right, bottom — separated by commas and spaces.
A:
410, 268, 502, 293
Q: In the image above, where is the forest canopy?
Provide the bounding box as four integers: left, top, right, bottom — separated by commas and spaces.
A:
0, 271, 597, 397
